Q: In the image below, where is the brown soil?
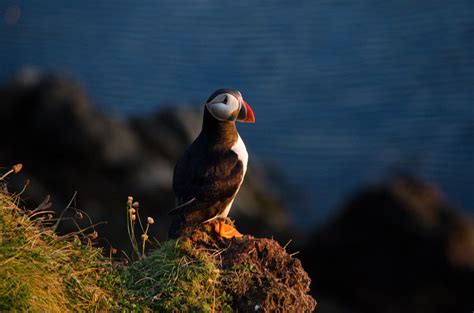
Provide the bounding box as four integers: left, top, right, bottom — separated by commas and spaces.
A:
181, 220, 317, 312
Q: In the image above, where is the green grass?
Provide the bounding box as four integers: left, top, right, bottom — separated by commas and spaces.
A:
0, 188, 235, 312
122, 239, 233, 312
2, 160, 282, 313
0, 190, 136, 312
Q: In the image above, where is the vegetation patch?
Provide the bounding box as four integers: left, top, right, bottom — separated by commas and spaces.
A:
0, 165, 315, 312
0, 183, 136, 311
122, 221, 316, 312
123, 239, 232, 312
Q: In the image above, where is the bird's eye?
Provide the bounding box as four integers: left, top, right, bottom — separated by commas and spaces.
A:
222, 95, 228, 104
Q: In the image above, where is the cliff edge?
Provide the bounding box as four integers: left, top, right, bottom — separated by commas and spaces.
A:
125, 220, 316, 312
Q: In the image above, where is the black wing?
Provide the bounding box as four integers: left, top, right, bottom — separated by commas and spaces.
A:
171, 148, 243, 216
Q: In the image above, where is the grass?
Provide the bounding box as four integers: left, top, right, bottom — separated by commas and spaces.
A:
122, 238, 233, 312
0, 184, 138, 311
0, 176, 232, 312
0, 185, 233, 312
121, 194, 234, 312
0, 164, 278, 312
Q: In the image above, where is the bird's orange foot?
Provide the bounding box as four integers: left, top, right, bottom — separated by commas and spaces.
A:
214, 220, 243, 239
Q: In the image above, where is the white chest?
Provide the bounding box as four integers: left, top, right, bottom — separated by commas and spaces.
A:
231, 134, 248, 176
217, 134, 248, 219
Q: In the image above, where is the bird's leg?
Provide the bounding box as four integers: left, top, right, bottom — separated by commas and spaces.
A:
214, 219, 243, 239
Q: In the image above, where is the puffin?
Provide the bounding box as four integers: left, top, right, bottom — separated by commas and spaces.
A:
168, 88, 255, 239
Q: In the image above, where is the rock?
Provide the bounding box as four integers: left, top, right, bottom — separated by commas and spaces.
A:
125, 220, 316, 312
0, 73, 291, 251
300, 176, 474, 313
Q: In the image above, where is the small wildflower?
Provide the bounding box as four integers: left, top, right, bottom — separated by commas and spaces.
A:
12, 164, 23, 173
89, 231, 98, 239
207, 278, 214, 285
111, 248, 117, 255
141, 234, 148, 241
132, 201, 140, 208
127, 196, 133, 205
129, 208, 136, 214
213, 269, 220, 277
147, 217, 154, 224
131, 214, 136, 221
0, 163, 24, 180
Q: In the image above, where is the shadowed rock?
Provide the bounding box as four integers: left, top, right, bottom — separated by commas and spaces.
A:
301, 176, 474, 313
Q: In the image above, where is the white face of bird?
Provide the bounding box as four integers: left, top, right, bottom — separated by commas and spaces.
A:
205, 89, 255, 123
205, 92, 242, 122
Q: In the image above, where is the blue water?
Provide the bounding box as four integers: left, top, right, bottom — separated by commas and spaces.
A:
1, 1, 473, 225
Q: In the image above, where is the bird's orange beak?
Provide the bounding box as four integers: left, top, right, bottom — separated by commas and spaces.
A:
238, 100, 255, 123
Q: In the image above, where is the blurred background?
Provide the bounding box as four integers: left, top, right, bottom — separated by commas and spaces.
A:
1, 1, 473, 312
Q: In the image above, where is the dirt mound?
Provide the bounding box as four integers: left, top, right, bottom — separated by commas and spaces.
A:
184, 221, 316, 312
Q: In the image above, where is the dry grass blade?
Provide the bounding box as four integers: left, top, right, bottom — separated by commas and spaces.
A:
0, 188, 135, 311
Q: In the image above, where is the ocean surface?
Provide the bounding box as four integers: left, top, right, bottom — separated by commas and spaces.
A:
1, 1, 473, 226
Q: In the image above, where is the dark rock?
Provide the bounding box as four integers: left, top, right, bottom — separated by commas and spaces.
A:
300, 176, 474, 313
0, 74, 291, 251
